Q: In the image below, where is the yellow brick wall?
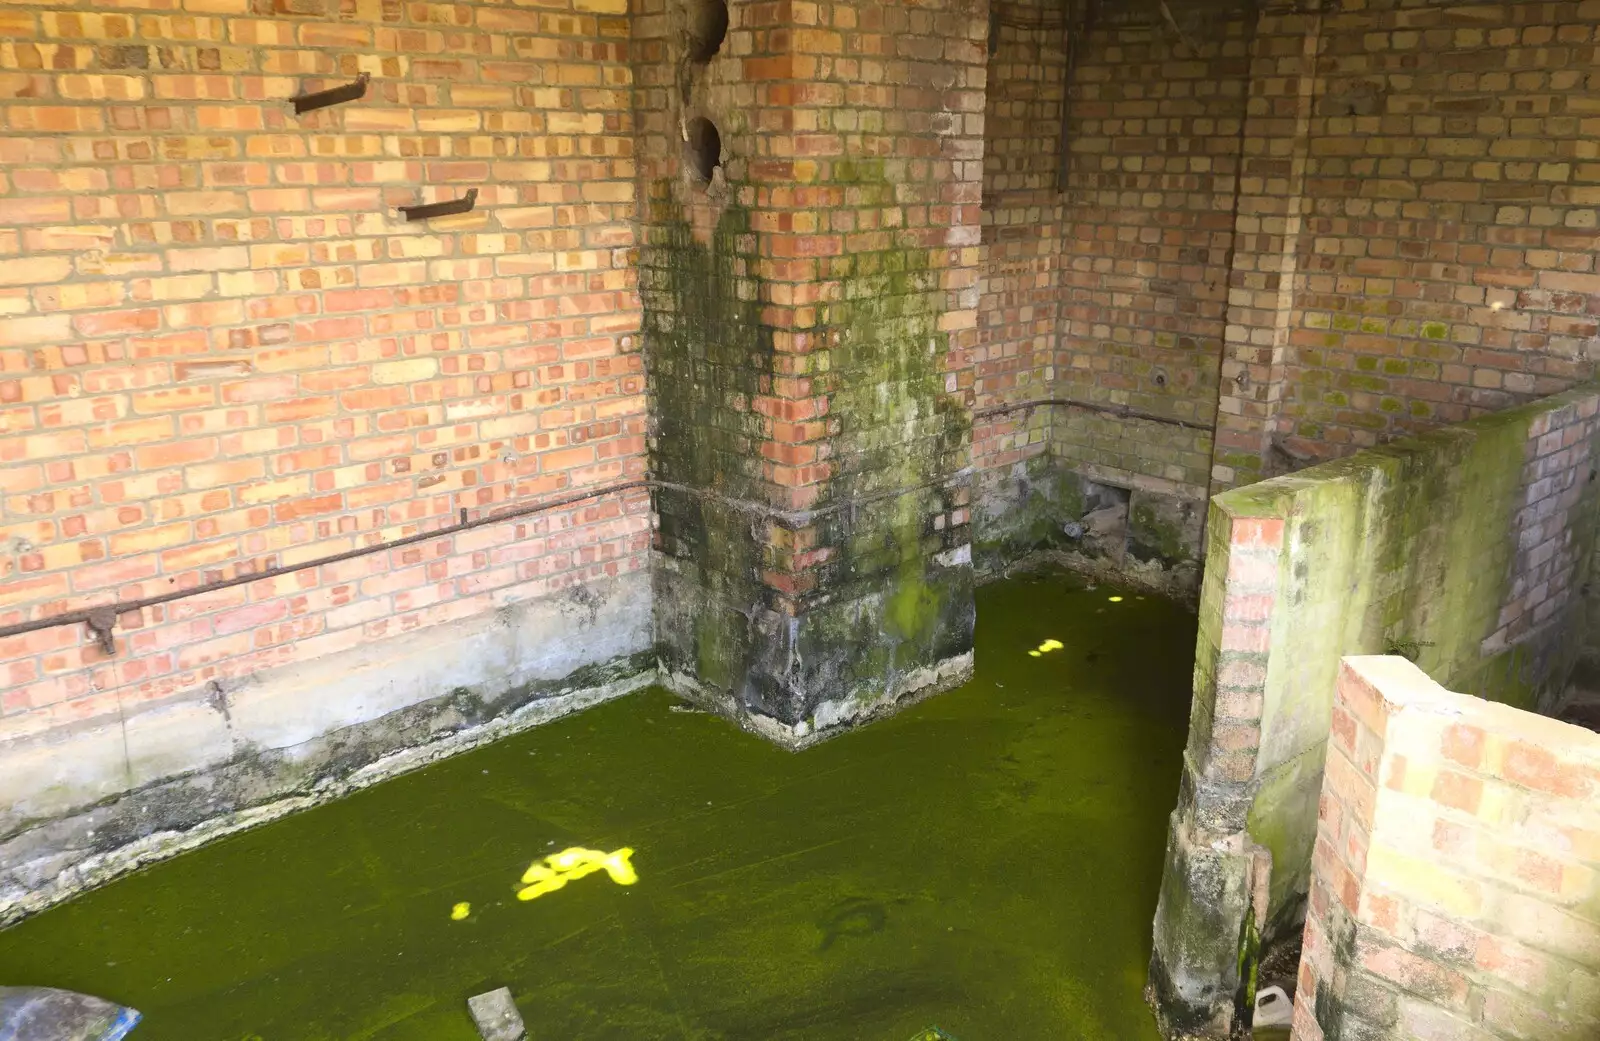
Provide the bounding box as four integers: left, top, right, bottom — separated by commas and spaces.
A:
1298, 656, 1600, 1040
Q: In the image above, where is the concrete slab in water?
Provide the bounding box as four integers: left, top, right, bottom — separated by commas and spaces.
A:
466, 987, 525, 1041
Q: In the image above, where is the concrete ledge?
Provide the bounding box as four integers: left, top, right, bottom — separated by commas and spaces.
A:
0, 571, 654, 926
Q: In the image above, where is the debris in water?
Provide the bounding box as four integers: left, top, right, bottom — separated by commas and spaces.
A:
450, 902, 471, 921
466, 987, 527, 1041
0, 986, 141, 1041
1254, 985, 1292, 1028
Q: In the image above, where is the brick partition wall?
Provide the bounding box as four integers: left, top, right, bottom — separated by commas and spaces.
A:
0, 0, 654, 921
1149, 384, 1600, 1036
1296, 654, 1600, 1041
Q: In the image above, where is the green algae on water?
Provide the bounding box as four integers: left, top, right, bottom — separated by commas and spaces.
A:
0, 573, 1195, 1041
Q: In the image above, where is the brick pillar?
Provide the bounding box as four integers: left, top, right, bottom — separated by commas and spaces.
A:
1147, 510, 1280, 1037
1209, 3, 1322, 494
636, 0, 985, 744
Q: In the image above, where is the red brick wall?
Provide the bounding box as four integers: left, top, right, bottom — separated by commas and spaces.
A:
1055, 4, 1251, 496
974, 0, 1065, 478
1282, 1, 1600, 461
1297, 655, 1600, 1041
0, 2, 649, 730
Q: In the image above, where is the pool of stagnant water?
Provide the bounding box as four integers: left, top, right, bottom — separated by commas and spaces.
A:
0, 571, 1197, 1041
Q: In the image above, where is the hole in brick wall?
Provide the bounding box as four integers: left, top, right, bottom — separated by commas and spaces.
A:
684, 117, 721, 183
687, 0, 728, 63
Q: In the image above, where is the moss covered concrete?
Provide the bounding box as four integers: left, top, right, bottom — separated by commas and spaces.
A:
640, 186, 768, 706
1151, 385, 1600, 1036
973, 457, 1204, 600
973, 456, 1085, 578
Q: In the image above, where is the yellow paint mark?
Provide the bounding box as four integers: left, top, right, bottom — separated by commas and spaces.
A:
517, 847, 638, 902
450, 902, 471, 921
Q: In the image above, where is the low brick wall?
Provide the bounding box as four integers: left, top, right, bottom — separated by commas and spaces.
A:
1296, 655, 1600, 1041
1149, 385, 1600, 1036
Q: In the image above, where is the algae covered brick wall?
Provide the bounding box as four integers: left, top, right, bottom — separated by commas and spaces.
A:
1280, 1, 1600, 463
1150, 385, 1600, 1036
1297, 656, 1600, 1041
635, 0, 984, 740
1210, 1, 1600, 491
975, 1, 1600, 577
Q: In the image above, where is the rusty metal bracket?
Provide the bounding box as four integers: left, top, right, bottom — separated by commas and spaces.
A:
86, 606, 118, 655
399, 188, 478, 222
290, 72, 369, 115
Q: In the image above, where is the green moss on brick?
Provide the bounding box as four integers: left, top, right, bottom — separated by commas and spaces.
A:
640, 183, 768, 693
642, 162, 974, 722
822, 204, 971, 676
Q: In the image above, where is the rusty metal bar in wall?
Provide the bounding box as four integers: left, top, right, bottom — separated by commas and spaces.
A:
0, 480, 653, 646
6, 394, 1207, 647
973, 396, 1214, 432
1056, 0, 1099, 193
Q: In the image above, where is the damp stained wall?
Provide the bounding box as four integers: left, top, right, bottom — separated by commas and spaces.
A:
0, 0, 659, 925
635, 0, 985, 736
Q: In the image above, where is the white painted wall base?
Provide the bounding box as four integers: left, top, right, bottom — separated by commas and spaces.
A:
0, 571, 654, 926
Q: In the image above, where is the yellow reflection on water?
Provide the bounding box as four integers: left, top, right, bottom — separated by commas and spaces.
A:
517, 847, 638, 902
1028, 638, 1064, 657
